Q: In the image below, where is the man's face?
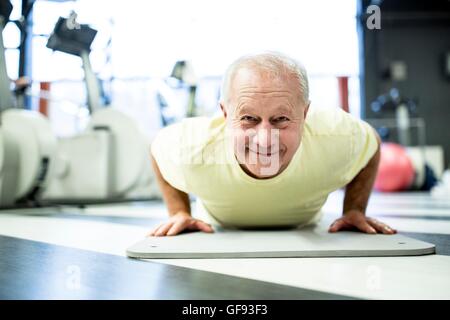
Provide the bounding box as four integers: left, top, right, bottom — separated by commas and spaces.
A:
221, 68, 309, 179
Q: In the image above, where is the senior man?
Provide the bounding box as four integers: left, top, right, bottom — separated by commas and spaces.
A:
149, 52, 396, 237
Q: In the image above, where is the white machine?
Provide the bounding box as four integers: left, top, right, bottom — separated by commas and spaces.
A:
44, 108, 154, 200
42, 15, 158, 202
0, 5, 57, 208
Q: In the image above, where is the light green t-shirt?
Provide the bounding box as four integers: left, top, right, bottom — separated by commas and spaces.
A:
151, 107, 378, 228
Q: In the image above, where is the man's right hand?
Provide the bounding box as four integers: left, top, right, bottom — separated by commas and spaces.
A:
148, 212, 214, 237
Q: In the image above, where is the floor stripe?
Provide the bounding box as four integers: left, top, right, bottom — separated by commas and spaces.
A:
370, 217, 450, 235
0, 202, 168, 219
10, 212, 164, 228
378, 214, 450, 221
0, 214, 152, 256
400, 232, 450, 256
368, 208, 450, 217
326, 190, 450, 209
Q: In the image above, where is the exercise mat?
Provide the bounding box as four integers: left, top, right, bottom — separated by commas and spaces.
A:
126, 223, 435, 259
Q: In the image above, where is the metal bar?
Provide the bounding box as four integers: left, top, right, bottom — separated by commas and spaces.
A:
0, 19, 14, 115
80, 50, 101, 113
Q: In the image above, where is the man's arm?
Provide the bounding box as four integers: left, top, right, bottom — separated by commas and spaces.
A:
151, 155, 191, 217
329, 130, 397, 234
148, 155, 213, 236
342, 131, 381, 217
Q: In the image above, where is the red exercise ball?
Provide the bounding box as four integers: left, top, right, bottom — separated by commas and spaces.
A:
374, 143, 415, 192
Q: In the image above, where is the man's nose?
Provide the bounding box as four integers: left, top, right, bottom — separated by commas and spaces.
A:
251, 123, 278, 149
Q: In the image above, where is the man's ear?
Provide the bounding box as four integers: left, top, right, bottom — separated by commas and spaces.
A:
304, 101, 310, 119
220, 102, 227, 119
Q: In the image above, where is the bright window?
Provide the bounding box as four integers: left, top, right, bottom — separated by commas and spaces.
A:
27, 0, 360, 137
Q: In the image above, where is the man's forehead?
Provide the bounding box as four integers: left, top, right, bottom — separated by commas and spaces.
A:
229, 67, 299, 97
236, 103, 295, 115
232, 67, 291, 86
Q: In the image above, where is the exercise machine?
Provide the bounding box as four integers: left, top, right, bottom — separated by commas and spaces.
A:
369, 88, 440, 190
0, 1, 57, 207
42, 14, 158, 202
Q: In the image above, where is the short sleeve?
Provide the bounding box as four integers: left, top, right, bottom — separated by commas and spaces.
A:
150, 123, 188, 193
343, 117, 379, 183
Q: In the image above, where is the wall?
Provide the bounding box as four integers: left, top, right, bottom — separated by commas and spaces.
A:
359, 0, 450, 168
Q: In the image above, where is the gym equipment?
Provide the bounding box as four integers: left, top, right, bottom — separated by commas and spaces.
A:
126, 221, 435, 259
0, 1, 57, 207
43, 14, 156, 202
406, 147, 439, 191
431, 169, 450, 199
157, 60, 198, 126
370, 88, 417, 146
0, 1, 13, 109
170, 60, 197, 118
374, 143, 415, 192
368, 88, 439, 191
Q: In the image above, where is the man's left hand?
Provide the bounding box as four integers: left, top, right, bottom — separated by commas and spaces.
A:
328, 210, 397, 234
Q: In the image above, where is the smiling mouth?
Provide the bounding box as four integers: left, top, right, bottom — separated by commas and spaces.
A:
247, 148, 280, 157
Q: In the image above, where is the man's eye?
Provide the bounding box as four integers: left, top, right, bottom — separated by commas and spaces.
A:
241, 116, 257, 122
274, 116, 289, 122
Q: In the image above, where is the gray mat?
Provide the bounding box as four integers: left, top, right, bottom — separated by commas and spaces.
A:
126, 224, 435, 259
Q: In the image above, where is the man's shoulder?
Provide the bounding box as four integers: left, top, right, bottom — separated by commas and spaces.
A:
155, 114, 225, 141
305, 106, 361, 136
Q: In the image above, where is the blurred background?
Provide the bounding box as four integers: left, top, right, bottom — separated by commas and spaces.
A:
2, 0, 361, 135
0, 0, 449, 205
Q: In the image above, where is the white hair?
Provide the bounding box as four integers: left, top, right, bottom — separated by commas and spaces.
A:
220, 51, 310, 106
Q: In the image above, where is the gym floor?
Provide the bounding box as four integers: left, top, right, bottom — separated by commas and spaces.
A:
1, 190, 449, 300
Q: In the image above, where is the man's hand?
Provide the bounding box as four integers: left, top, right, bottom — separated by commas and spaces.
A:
149, 155, 213, 237
328, 210, 397, 234
148, 211, 214, 237
335, 129, 396, 235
